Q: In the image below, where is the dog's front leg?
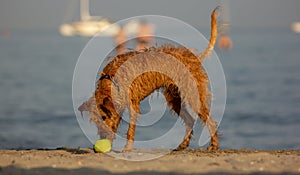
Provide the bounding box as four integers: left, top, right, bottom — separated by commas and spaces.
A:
123, 104, 139, 152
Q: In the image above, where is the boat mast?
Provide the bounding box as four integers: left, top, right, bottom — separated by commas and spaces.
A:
80, 0, 90, 21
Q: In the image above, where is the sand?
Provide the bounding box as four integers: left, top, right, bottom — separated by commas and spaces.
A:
0, 148, 299, 175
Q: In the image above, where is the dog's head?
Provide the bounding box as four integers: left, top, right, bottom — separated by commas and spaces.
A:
94, 73, 123, 141
96, 96, 121, 140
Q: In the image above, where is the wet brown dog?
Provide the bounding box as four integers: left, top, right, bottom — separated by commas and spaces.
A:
79, 8, 219, 151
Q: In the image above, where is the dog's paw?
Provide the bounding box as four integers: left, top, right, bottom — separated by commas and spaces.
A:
122, 141, 133, 152
173, 146, 185, 152
206, 145, 218, 152
121, 148, 132, 153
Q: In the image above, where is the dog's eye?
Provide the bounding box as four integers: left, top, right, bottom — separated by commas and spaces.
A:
101, 116, 107, 121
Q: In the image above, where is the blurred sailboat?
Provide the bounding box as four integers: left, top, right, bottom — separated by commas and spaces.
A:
60, 0, 120, 37
291, 22, 300, 33
218, 0, 233, 50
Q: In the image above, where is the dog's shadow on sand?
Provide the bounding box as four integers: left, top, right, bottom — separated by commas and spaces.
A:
34, 147, 93, 154
55, 147, 93, 154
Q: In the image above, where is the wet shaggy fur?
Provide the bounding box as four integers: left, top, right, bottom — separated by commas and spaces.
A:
79, 8, 220, 151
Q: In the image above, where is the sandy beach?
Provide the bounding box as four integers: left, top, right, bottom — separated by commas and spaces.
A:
0, 148, 299, 175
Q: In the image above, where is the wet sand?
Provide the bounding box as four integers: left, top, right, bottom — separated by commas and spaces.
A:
0, 148, 299, 175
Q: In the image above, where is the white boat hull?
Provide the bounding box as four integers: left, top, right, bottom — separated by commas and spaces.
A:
60, 20, 120, 37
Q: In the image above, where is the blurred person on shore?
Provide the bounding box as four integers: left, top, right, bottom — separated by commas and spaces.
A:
217, 0, 233, 50
136, 19, 154, 50
114, 26, 127, 55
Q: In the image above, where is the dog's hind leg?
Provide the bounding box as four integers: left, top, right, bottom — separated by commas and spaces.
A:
164, 87, 195, 151
205, 116, 218, 151
174, 107, 195, 151
198, 91, 219, 151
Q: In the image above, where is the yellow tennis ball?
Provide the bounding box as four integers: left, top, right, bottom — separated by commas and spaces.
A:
94, 139, 112, 153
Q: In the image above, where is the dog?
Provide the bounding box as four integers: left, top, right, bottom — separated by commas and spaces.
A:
79, 7, 219, 152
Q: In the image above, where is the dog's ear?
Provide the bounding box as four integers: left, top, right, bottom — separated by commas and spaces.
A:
103, 97, 112, 106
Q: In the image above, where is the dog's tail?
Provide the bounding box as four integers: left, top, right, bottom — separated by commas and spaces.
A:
198, 7, 219, 62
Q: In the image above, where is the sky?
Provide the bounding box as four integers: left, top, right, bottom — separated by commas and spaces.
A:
0, 0, 299, 30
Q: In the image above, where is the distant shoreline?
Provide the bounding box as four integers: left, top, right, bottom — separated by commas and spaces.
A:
0, 148, 299, 175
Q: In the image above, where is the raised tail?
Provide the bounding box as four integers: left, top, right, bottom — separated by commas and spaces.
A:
198, 7, 219, 62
